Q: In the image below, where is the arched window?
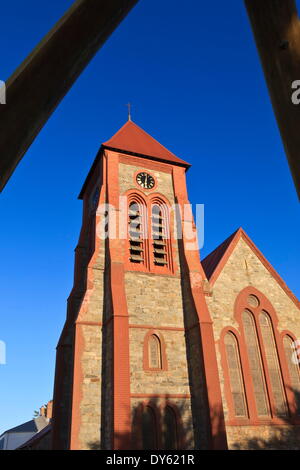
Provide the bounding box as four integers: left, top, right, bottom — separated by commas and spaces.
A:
242, 310, 271, 418
162, 406, 178, 450
148, 335, 162, 370
259, 312, 288, 417
151, 204, 169, 268
224, 332, 248, 418
142, 406, 157, 450
225, 288, 300, 422
283, 335, 300, 414
128, 200, 146, 267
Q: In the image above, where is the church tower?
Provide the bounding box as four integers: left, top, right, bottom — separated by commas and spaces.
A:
51, 120, 228, 450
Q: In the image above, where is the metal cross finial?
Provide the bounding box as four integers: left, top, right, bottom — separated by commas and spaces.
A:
126, 102, 132, 121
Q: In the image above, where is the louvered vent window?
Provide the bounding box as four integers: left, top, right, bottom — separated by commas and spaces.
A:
259, 312, 288, 417
242, 310, 271, 418
152, 204, 168, 267
225, 332, 248, 418
129, 202, 145, 264
284, 336, 300, 414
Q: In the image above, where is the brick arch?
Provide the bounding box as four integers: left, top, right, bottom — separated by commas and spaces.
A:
126, 188, 148, 205
161, 401, 186, 450
132, 400, 161, 450
143, 330, 168, 372
148, 192, 172, 207
132, 400, 187, 450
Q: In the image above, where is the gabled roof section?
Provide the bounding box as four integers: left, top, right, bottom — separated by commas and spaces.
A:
202, 228, 300, 309
17, 423, 51, 450
1, 416, 48, 435
103, 120, 190, 168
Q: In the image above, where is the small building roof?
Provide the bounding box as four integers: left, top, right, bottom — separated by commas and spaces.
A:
0, 416, 49, 437
17, 423, 51, 450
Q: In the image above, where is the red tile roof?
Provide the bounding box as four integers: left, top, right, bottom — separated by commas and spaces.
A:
201, 229, 239, 280
103, 120, 190, 167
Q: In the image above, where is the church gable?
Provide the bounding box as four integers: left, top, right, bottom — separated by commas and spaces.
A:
203, 228, 300, 320
204, 229, 300, 450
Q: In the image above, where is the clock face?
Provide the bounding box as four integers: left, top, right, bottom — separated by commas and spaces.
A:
136, 172, 155, 190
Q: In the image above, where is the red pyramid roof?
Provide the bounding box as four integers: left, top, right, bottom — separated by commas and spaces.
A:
103, 120, 190, 167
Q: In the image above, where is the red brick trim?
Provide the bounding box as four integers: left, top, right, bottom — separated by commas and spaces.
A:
129, 324, 184, 332
131, 394, 191, 398
143, 330, 168, 372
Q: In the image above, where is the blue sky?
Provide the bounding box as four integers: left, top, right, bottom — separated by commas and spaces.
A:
0, 1, 299, 435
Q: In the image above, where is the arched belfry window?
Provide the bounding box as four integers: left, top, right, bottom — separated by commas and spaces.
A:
163, 406, 178, 450
224, 332, 248, 418
126, 194, 173, 273
283, 335, 300, 414
151, 204, 169, 268
142, 406, 157, 450
259, 312, 288, 417
128, 200, 147, 267
242, 310, 271, 418
148, 335, 162, 370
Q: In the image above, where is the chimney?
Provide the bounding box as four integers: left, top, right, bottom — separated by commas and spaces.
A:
39, 406, 46, 417
46, 400, 53, 419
